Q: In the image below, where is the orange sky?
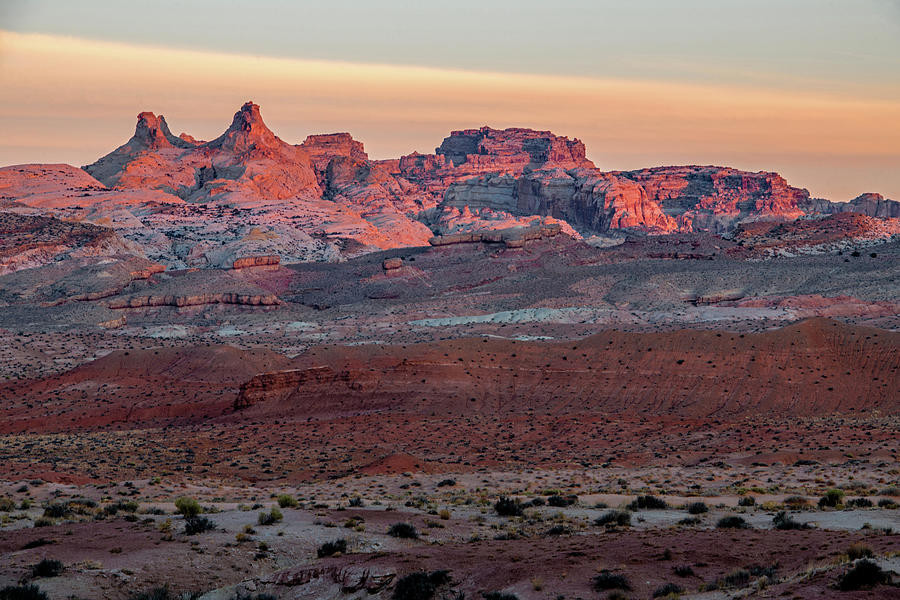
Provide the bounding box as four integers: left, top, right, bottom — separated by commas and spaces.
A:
2, 31, 899, 201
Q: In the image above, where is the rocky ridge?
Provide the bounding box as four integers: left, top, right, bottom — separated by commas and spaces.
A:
1, 102, 897, 273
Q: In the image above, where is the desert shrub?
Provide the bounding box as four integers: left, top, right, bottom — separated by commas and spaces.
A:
0, 497, 15, 512
276, 494, 298, 508
722, 568, 750, 587
677, 516, 701, 526
104, 500, 139, 516
716, 516, 749, 529
529, 497, 545, 507
184, 516, 216, 535
880, 486, 900, 496
21, 539, 53, 550
686, 502, 708, 514
41, 503, 70, 519
544, 524, 569, 536
32, 517, 54, 528
392, 570, 451, 600
838, 559, 888, 591
877, 498, 899, 509
482, 593, 519, 600
30, 559, 63, 579
257, 508, 283, 526
387, 522, 419, 539
748, 564, 778, 578
592, 570, 631, 591
847, 543, 874, 560
595, 510, 631, 527
783, 496, 809, 508
0, 585, 48, 600
673, 565, 695, 577
436, 479, 456, 487
348, 496, 364, 507
547, 494, 577, 507
772, 511, 809, 530
738, 496, 756, 507
174, 497, 201, 518
317, 539, 347, 557
846, 497, 872, 508
128, 587, 186, 600
818, 489, 844, 508
653, 582, 683, 597
628, 495, 667, 510
494, 496, 524, 517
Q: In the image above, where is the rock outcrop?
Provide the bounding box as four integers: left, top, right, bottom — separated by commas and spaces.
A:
800, 192, 900, 219
0, 212, 143, 275
436, 127, 594, 171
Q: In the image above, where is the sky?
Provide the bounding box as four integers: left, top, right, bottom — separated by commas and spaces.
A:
1, 0, 899, 200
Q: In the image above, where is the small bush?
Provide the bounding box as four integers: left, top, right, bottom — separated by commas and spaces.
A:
716, 516, 749, 529
686, 502, 708, 514
653, 582, 683, 597
628, 495, 667, 510
387, 522, 419, 539
722, 568, 750, 587
772, 511, 808, 530
257, 508, 283, 526
348, 496, 364, 507
545, 524, 569, 536
738, 496, 756, 507
818, 489, 844, 508
174, 497, 201, 518
127, 587, 186, 600
317, 539, 347, 557
184, 516, 216, 535
0, 498, 15, 512
547, 494, 577, 507
595, 510, 631, 527
276, 494, 298, 509
592, 570, 631, 591
494, 496, 524, 517
677, 517, 701, 526
30, 559, 63, 579
392, 570, 451, 600
846, 497, 872, 508
673, 565, 695, 577
33, 517, 54, 528
877, 498, 899, 509
41, 503, 70, 519
436, 479, 456, 487
847, 543, 874, 560
838, 559, 888, 591
783, 496, 809, 508
0, 584, 48, 600
482, 593, 519, 600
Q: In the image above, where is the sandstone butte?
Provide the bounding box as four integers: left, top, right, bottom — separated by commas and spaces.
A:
1, 100, 897, 273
